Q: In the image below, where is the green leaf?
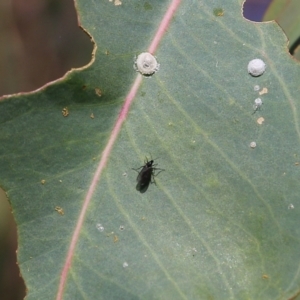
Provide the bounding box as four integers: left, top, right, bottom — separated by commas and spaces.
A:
1, 0, 300, 299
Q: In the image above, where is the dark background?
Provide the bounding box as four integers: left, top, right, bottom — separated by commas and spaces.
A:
0, 0, 272, 299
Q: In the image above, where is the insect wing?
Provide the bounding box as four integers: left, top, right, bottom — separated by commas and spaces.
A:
136, 165, 153, 193
136, 179, 150, 193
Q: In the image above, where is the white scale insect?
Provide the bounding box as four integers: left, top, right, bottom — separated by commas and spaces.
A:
253, 97, 263, 113
134, 52, 160, 76
248, 59, 266, 77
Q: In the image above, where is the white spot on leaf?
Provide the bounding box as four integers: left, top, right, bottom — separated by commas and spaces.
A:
248, 59, 266, 77
134, 52, 159, 76
253, 98, 263, 112
96, 223, 104, 232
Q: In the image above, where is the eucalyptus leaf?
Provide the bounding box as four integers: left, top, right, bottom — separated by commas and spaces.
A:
1, 0, 300, 299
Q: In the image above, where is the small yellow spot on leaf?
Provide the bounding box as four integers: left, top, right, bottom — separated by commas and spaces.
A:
55, 206, 64, 215
114, 0, 122, 5
257, 117, 265, 125
90, 113, 94, 119
41, 179, 46, 185
262, 274, 269, 279
259, 87, 268, 95
95, 88, 102, 97
213, 8, 224, 16
114, 235, 119, 243
62, 107, 69, 117
295, 162, 299, 166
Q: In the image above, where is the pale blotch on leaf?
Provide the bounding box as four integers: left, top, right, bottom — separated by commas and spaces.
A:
109, 0, 122, 6
259, 87, 268, 95
123, 262, 128, 268
248, 59, 266, 77
134, 52, 159, 76
288, 204, 294, 210
55, 206, 64, 216
254, 85, 260, 91
250, 141, 257, 149
41, 179, 46, 184
95, 88, 102, 97
62, 107, 69, 117
256, 117, 265, 125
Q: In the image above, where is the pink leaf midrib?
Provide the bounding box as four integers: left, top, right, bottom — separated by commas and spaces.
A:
56, 1, 182, 298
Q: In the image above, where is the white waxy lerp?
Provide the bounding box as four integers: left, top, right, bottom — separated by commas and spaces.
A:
248, 59, 266, 77
253, 97, 263, 111
134, 52, 159, 76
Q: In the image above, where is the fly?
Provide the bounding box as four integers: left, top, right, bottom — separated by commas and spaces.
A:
133, 158, 164, 193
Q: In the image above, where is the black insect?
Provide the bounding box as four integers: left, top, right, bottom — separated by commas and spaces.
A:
133, 158, 164, 193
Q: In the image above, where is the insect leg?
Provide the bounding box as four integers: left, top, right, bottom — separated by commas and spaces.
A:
151, 168, 165, 184
132, 166, 144, 173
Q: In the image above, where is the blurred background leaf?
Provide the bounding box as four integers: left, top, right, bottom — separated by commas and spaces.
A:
0, 0, 92, 96
0, 0, 92, 299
